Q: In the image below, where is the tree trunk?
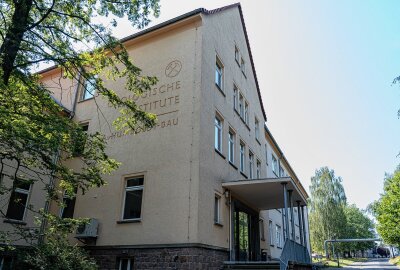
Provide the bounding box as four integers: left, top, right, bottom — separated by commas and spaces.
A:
0, 0, 33, 85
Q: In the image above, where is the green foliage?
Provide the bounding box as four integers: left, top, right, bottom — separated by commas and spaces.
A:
309, 167, 347, 254
370, 167, 400, 246
343, 204, 374, 252
0, 0, 160, 268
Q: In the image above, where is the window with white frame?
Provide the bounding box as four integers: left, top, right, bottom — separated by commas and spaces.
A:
240, 142, 245, 173
60, 189, 77, 219
214, 194, 221, 224
276, 224, 282, 247
269, 220, 274, 246
239, 94, 244, 118
260, 219, 265, 241
122, 176, 144, 220
81, 76, 97, 101
214, 115, 223, 152
233, 85, 238, 111
6, 179, 31, 221
279, 165, 285, 177
256, 160, 261, 179
241, 57, 246, 75
235, 45, 240, 64
249, 151, 254, 178
272, 155, 278, 176
244, 102, 249, 125
228, 130, 235, 163
119, 258, 133, 270
255, 118, 260, 141
215, 57, 223, 90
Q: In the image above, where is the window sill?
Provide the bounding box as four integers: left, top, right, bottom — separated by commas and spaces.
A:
229, 161, 238, 170
270, 244, 275, 247
277, 246, 282, 250
242, 70, 247, 78
77, 97, 95, 103
240, 171, 248, 179
214, 222, 223, 227
234, 110, 250, 131
3, 219, 27, 225
117, 219, 141, 224
215, 83, 225, 97
215, 149, 226, 159
261, 238, 266, 242
256, 138, 261, 145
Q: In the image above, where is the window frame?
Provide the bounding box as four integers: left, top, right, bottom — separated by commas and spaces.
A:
59, 189, 77, 219
239, 94, 244, 118
272, 155, 278, 176
215, 56, 224, 91
269, 220, 274, 246
121, 176, 144, 221
214, 115, 223, 153
214, 194, 222, 225
256, 159, 261, 179
249, 151, 254, 179
241, 57, 246, 76
260, 218, 265, 241
233, 84, 238, 111
244, 102, 249, 125
239, 141, 245, 173
228, 129, 235, 164
235, 45, 240, 65
118, 258, 133, 270
6, 180, 31, 221
80, 76, 97, 101
276, 224, 282, 248
255, 117, 260, 141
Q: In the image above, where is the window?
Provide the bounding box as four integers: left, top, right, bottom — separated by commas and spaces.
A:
215, 57, 223, 90
119, 258, 133, 270
269, 220, 274, 246
6, 179, 31, 221
272, 155, 278, 176
0, 256, 13, 270
81, 76, 97, 101
256, 160, 261, 179
60, 189, 77, 219
276, 224, 282, 247
265, 144, 268, 165
233, 85, 238, 111
260, 219, 265, 241
214, 116, 223, 152
279, 165, 285, 177
239, 94, 244, 118
241, 57, 246, 75
249, 151, 254, 178
255, 118, 260, 141
240, 142, 245, 173
73, 123, 89, 156
122, 176, 144, 220
235, 46, 240, 64
214, 194, 221, 224
244, 102, 249, 125
228, 130, 235, 163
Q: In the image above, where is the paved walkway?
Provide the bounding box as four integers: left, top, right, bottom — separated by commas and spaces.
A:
330, 258, 399, 270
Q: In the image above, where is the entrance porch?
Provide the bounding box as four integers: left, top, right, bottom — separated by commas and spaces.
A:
222, 177, 311, 270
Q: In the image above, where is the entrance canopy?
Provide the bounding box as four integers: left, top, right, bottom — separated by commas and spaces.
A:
222, 177, 307, 210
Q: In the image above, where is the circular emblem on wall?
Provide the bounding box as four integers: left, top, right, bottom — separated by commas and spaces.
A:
165, 60, 182, 78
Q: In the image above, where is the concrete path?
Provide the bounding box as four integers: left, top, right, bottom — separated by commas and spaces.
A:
330, 258, 399, 270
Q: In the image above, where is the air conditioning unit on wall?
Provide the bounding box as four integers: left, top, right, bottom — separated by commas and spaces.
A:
75, 218, 99, 239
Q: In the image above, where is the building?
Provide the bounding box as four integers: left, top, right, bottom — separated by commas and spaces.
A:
0, 3, 311, 270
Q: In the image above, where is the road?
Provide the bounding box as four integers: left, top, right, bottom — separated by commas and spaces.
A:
330, 258, 399, 270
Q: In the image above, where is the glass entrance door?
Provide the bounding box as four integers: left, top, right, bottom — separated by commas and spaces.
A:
233, 201, 260, 261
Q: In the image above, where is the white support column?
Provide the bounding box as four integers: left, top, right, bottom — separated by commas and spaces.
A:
288, 190, 295, 241
296, 201, 304, 246
282, 183, 289, 241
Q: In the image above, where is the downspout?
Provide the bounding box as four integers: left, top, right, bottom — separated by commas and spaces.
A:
38, 73, 81, 244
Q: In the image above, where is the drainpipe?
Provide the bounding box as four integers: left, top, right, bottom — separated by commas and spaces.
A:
39, 73, 81, 244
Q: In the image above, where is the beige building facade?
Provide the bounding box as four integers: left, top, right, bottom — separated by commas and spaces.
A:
0, 3, 311, 270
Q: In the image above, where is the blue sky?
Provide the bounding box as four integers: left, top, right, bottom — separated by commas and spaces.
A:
110, 0, 400, 209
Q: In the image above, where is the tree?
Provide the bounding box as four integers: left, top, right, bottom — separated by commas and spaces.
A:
343, 204, 374, 257
370, 167, 400, 247
308, 167, 347, 256
0, 0, 160, 267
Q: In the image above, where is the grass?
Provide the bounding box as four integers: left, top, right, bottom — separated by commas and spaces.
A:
390, 256, 400, 266
312, 257, 368, 268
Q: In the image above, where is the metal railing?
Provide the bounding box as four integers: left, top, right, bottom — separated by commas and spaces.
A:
280, 239, 311, 270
